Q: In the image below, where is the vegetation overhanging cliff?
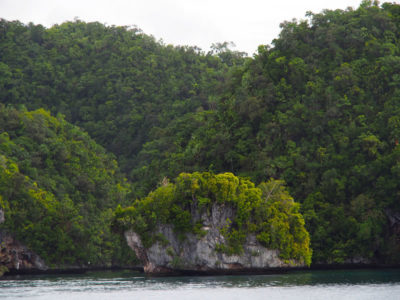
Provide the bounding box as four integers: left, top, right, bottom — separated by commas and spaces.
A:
113, 172, 312, 273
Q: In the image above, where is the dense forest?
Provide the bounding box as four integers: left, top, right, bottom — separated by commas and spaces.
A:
0, 18, 243, 194
1, 1, 400, 266
0, 106, 136, 266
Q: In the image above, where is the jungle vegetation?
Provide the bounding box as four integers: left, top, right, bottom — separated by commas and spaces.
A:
0, 107, 136, 266
1, 1, 400, 265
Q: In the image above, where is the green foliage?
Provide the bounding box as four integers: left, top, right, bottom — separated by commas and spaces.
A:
257, 180, 312, 264
2, 3, 400, 266
0, 19, 236, 197
0, 107, 136, 267
114, 172, 312, 266
0, 265, 8, 277
112, 3, 400, 264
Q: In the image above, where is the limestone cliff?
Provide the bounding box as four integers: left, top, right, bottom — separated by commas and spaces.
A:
124, 203, 305, 275
0, 209, 4, 224
0, 209, 47, 275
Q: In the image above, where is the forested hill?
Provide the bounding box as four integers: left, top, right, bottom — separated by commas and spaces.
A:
166, 1, 400, 263
0, 106, 136, 266
1, 1, 400, 265
0, 19, 245, 195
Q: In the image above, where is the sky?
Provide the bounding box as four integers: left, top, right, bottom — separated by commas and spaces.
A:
0, 0, 379, 55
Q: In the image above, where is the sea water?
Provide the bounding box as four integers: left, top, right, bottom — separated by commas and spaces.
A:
1, 268, 400, 299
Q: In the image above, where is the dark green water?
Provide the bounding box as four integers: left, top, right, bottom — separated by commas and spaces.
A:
1, 268, 400, 299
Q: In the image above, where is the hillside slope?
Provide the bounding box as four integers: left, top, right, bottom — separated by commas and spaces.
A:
0, 19, 240, 196
1, 2, 400, 265
122, 2, 400, 263
0, 107, 136, 267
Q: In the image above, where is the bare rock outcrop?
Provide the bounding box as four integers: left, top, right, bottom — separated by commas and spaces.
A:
125, 203, 304, 275
0, 209, 4, 224
0, 209, 47, 275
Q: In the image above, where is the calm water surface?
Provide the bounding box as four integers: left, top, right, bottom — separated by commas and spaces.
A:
1, 268, 400, 299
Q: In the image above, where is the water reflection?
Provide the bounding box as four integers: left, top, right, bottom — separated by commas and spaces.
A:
1, 269, 400, 299
136, 269, 400, 288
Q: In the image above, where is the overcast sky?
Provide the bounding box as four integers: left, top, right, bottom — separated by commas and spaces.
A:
0, 0, 380, 55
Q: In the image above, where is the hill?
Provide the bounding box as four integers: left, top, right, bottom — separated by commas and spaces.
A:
0, 106, 136, 267
1, 1, 400, 265
0, 19, 242, 195
153, 2, 400, 263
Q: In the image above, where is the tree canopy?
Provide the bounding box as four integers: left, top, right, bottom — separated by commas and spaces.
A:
1, 1, 400, 266
0, 106, 136, 266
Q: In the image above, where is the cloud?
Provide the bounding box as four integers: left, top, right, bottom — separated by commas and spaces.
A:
0, 0, 363, 54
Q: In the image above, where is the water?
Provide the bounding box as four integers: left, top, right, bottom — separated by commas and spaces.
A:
1, 269, 400, 299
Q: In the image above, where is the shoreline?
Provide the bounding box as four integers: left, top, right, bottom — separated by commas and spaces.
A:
2, 264, 400, 278
1, 266, 144, 277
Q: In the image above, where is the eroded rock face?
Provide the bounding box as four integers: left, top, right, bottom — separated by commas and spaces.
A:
0, 231, 47, 273
0, 209, 4, 224
125, 203, 303, 275
0, 210, 47, 274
